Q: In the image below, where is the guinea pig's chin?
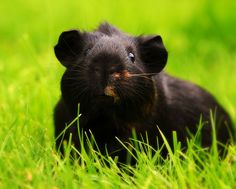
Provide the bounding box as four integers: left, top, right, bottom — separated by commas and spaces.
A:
91, 93, 120, 104
91, 95, 116, 106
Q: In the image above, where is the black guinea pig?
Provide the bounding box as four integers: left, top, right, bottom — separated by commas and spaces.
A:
54, 23, 233, 162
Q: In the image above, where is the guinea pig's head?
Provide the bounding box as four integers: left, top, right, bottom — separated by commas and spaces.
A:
54, 23, 168, 114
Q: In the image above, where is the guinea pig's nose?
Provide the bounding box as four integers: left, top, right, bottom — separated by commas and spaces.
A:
108, 66, 118, 75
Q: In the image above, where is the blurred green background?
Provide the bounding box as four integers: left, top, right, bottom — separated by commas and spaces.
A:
0, 0, 236, 136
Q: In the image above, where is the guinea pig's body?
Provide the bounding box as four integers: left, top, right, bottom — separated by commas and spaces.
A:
54, 23, 233, 161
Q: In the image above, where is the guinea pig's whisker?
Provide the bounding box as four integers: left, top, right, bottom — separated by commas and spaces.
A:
71, 86, 89, 97
129, 73, 157, 77
135, 76, 152, 80
124, 83, 150, 100
77, 89, 89, 97
116, 82, 144, 101
128, 73, 157, 81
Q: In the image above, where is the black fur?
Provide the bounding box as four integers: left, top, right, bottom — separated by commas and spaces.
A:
54, 23, 234, 162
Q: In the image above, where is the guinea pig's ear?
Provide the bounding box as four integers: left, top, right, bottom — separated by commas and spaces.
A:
54, 30, 83, 67
138, 35, 168, 73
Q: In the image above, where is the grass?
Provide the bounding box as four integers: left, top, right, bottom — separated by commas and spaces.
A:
0, 0, 236, 188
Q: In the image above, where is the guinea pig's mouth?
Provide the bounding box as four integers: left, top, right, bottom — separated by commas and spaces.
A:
92, 85, 119, 104
104, 85, 120, 102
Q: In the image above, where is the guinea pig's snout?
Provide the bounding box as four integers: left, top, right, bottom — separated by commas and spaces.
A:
110, 70, 131, 81
89, 53, 126, 79
88, 53, 129, 100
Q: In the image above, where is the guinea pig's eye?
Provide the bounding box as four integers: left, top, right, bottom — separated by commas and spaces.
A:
128, 52, 135, 62
84, 48, 91, 56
